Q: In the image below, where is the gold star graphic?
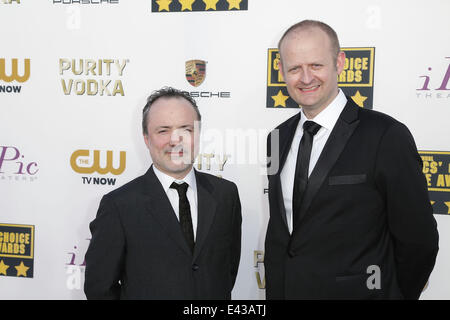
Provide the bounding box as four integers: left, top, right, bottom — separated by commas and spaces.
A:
0, 260, 9, 276
271, 90, 289, 107
15, 261, 29, 277
445, 201, 450, 214
179, 0, 195, 11
351, 90, 368, 107
156, 0, 172, 11
430, 201, 435, 206
226, 0, 242, 9
203, 0, 219, 10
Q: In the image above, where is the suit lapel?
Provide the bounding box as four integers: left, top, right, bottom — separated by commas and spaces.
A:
193, 170, 217, 261
143, 166, 192, 257
292, 100, 360, 231
278, 112, 301, 174
270, 112, 301, 231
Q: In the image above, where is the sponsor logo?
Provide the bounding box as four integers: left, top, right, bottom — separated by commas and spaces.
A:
0, 223, 35, 278
182, 59, 230, 99
420, 150, 450, 214
66, 238, 90, 290
70, 149, 126, 185
254, 250, 265, 289
0, 146, 38, 182
59, 58, 129, 96
1, 0, 20, 4
151, 0, 248, 12
0, 59, 30, 94
416, 57, 450, 99
266, 47, 375, 109
186, 60, 206, 87
194, 153, 229, 178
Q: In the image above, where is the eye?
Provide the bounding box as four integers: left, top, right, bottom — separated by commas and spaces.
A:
288, 66, 299, 73
311, 64, 322, 70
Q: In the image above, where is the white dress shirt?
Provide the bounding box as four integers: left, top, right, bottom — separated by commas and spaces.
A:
152, 165, 198, 240
280, 89, 347, 233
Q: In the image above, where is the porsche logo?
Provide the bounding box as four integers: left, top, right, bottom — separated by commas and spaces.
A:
185, 60, 206, 87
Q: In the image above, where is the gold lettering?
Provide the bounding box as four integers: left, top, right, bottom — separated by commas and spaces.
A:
0, 58, 30, 83
70, 150, 94, 174
111, 80, 124, 96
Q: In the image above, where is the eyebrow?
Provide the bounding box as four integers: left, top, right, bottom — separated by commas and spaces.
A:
154, 124, 194, 130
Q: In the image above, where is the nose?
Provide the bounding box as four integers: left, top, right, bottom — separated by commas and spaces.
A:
169, 130, 183, 146
300, 68, 313, 85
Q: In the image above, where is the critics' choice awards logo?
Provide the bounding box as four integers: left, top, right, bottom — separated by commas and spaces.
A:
420, 151, 450, 215
266, 47, 375, 109
0, 146, 38, 182
70, 149, 126, 185
152, 0, 247, 12
59, 58, 129, 96
0, 59, 30, 94
416, 57, 450, 99
182, 59, 230, 98
0, 223, 35, 278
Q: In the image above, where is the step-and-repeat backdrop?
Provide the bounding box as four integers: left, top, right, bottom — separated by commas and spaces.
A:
1, 0, 449, 299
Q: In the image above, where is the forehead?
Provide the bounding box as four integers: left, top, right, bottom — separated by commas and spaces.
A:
148, 97, 197, 123
280, 27, 333, 62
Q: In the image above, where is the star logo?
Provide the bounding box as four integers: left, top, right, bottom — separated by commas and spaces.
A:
271, 90, 289, 107
203, 0, 219, 10
445, 201, 450, 214
156, 0, 172, 11
226, 0, 242, 9
0, 260, 9, 276
179, 0, 195, 11
15, 261, 29, 277
351, 90, 368, 107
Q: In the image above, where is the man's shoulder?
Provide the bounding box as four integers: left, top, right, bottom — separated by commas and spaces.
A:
273, 112, 300, 131
358, 106, 398, 124
103, 171, 148, 201
357, 106, 407, 135
195, 170, 238, 192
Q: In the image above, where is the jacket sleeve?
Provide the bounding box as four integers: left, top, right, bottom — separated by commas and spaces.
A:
230, 182, 242, 289
84, 195, 125, 299
375, 122, 439, 299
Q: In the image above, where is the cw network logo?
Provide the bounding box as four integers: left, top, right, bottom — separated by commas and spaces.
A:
0, 59, 30, 94
70, 149, 126, 186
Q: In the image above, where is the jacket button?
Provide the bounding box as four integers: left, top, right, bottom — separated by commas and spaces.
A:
192, 264, 199, 271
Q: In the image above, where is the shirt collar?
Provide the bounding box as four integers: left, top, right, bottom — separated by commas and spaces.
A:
300, 89, 347, 131
152, 165, 197, 193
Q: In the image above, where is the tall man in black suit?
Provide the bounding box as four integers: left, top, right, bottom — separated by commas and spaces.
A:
84, 87, 242, 299
265, 20, 439, 299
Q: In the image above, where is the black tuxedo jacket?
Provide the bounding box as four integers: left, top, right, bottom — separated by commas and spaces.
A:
265, 98, 439, 299
84, 166, 242, 300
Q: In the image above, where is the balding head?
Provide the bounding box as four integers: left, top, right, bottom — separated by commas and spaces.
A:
278, 20, 341, 64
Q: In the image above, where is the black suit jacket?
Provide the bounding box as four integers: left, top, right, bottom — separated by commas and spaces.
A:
265, 98, 439, 299
84, 166, 242, 300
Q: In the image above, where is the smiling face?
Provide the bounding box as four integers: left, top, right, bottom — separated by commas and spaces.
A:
143, 97, 200, 179
279, 26, 345, 118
